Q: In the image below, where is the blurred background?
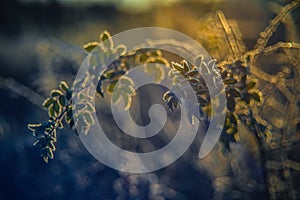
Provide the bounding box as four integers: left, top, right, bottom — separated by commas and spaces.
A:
0, 0, 299, 199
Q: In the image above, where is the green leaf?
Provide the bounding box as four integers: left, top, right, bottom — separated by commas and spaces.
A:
224, 78, 238, 85
227, 96, 236, 112
58, 95, 66, 107
188, 77, 199, 83
51, 90, 63, 97
115, 45, 127, 56
66, 89, 72, 101
249, 92, 261, 102
107, 81, 117, 93
171, 62, 184, 72
86, 102, 96, 112
28, 123, 42, 132
247, 82, 256, 90
186, 69, 198, 77
99, 31, 114, 50
121, 92, 131, 110
43, 98, 54, 108
83, 42, 99, 52
96, 82, 104, 98
112, 88, 121, 103
59, 81, 69, 91
43, 156, 49, 163
228, 88, 243, 98
48, 105, 55, 117
119, 76, 134, 86
181, 60, 190, 72
53, 101, 60, 115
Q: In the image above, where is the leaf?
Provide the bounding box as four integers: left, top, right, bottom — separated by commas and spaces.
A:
83, 42, 99, 52
112, 88, 121, 103
198, 96, 208, 106
47, 148, 54, 159
200, 62, 210, 75
181, 60, 190, 72
224, 78, 238, 85
171, 62, 184, 72
51, 90, 62, 97
86, 102, 96, 112
59, 81, 69, 91
43, 156, 49, 163
228, 88, 243, 98
99, 31, 114, 50
121, 92, 131, 110
96, 82, 104, 98
221, 71, 228, 79
186, 69, 198, 77
28, 123, 41, 132
120, 86, 135, 96
249, 92, 261, 102
66, 89, 72, 101
83, 112, 94, 125
247, 81, 256, 90
114, 45, 127, 56
58, 95, 66, 107
119, 76, 134, 86
188, 77, 199, 83
53, 101, 60, 115
48, 105, 55, 117
227, 96, 236, 112
107, 81, 117, 93
43, 98, 54, 108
